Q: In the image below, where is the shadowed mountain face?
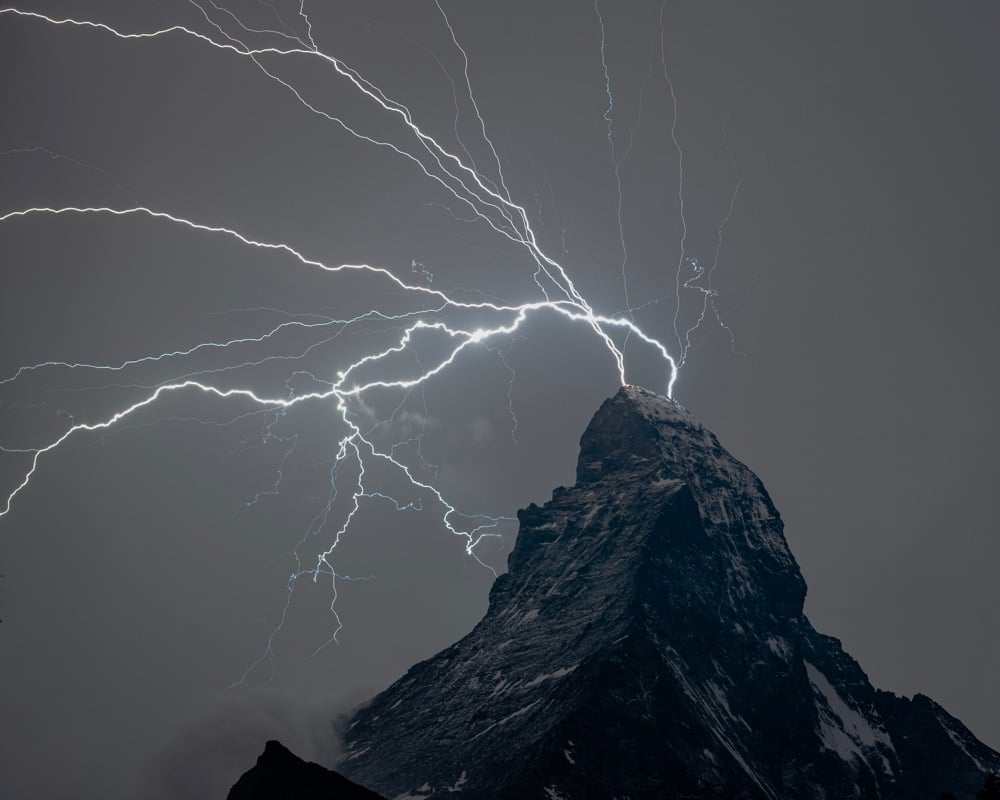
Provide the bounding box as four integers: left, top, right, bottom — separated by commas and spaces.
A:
335, 386, 1000, 799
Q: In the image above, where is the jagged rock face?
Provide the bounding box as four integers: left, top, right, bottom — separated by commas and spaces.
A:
338, 386, 1000, 799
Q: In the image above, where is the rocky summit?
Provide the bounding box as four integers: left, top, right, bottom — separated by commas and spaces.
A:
333, 385, 1000, 799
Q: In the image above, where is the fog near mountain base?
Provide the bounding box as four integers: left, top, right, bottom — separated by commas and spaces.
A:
137, 690, 357, 800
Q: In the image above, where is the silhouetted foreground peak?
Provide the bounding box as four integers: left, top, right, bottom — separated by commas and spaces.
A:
227, 740, 385, 800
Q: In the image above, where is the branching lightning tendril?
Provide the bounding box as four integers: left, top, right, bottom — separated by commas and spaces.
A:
0, 3, 735, 685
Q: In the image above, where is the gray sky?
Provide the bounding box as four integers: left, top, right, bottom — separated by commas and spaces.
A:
1, 2, 998, 799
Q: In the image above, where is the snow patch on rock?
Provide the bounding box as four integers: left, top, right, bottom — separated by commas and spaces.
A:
805, 660, 894, 774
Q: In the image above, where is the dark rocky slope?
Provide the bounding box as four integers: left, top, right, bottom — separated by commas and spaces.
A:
228, 740, 385, 800
335, 386, 1000, 799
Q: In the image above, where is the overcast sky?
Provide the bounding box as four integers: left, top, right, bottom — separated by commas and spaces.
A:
1, 2, 998, 799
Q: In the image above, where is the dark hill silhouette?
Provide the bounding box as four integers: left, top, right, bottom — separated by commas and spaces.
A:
227, 740, 385, 800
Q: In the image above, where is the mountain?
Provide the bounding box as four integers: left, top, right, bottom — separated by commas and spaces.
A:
334, 385, 1000, 799
227, 739, 386, 800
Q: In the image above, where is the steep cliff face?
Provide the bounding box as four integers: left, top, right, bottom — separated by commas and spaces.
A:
337, 386, 999, 799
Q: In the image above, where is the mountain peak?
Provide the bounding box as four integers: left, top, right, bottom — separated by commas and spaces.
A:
575, 385, 686, 483
334, 388, 1000, 799
227, 740, 385, 800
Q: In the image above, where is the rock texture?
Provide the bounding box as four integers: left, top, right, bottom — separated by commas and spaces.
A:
228, 739, 385, 800
336, 385, 1000, 799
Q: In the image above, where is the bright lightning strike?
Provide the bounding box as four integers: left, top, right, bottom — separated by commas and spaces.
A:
0, 3, 732, 684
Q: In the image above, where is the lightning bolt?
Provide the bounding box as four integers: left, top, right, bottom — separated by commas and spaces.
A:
594, 0, 632, 322
678, 159, 744, 366
658, 0, 690, 357
0, 3, 735, 684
